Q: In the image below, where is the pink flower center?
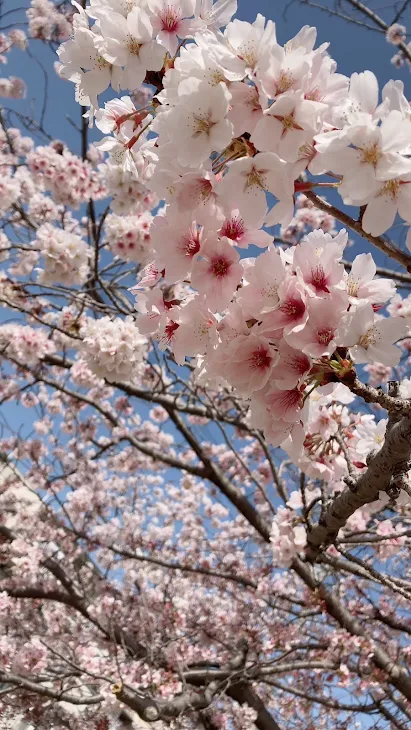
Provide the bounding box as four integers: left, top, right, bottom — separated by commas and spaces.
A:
280, 297, 305, 320
250, 346, 272, 370
270, 388, 302, 415
163, 321, 179, 344
180, 230, 201, 258
210, 256, 230, 278
317, 327, 334, 345
310, 265, 329, 293
221, 216, 245, 241
161, 6, 180, 32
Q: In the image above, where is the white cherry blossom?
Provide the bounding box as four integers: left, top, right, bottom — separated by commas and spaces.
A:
339, 303, 408, 366
94, 6, 165, 90
165, 78, 233, 166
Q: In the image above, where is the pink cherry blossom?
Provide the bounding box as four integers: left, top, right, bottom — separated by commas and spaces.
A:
171, 298, 218, 363
237, 246, 286, 317
148, 0, 196, 55
259, 275, 308, 336
293, 229, 346, 297
150, 212, 204, 280
286, 291, 348, 357
191, 236, 243, 309
219, 209, 273, 248
270, 339, 312, 389
222, 333, 279, 394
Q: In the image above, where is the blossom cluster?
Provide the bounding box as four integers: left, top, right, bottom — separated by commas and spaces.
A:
280, 192, 338, 243
34, 224, 90, 285
0, 76, 26, 99
27, 0, 72, 42
0, 324, 56, 365
55, 2, 411, 448
0, 27, 27, 98
104, 210, 152, 263
136, 228, 406, 447
27, 142, 106, 208
270, 505, 307, 567
80, 315, 147, 382
0, 29, 27, 62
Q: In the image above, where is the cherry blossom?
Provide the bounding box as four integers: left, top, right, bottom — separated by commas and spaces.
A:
339, 303, 408, 366
0, 324, 56, 365
147, 0, 196, 55
227, 81, 264, 136
35, 224, 90, 285
251, 93, 325, 163
94, 5, 165, 91
345, 253, 396, 305
361, 175, 411, 236
221, 333, 279, 394
80, 316, 147, 381
237, 246, 286, 316
150, 212, 204, 280
354, 417, 388, 456
219, 208, 273, 248
164, 78, 233, 167
293, 229, 346, 297
220, 13, 277, 78
259, 275, 308, 337
57, 26, 123, 110
193, 0, 237, 33
286, 291, 348, 357
104, 211, 153, 263
191, 236, 243, 309
270, 507, 307, 567
216, 151, 293, 226
386, 23, 406, 46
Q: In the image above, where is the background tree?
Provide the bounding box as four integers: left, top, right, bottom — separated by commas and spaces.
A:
0, 1, 411, 729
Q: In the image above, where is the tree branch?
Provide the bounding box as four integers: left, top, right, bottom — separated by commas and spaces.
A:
305, 190, 411, 271
0, 670, 104, 705
305, 415, 411, 557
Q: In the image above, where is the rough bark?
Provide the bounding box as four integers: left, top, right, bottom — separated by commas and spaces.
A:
306, 415, 411, 558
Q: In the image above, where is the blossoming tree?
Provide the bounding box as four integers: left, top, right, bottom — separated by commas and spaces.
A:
1, 0, 411, 728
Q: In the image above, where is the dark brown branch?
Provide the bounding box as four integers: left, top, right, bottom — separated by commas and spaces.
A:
227, 684, 282, 730
305, 415, 411, 557
344, 0, 411, 63
344, 376, 411, 413
292, 557, 411, 703
305, 190, 411, 271
0, 670, 104, 705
